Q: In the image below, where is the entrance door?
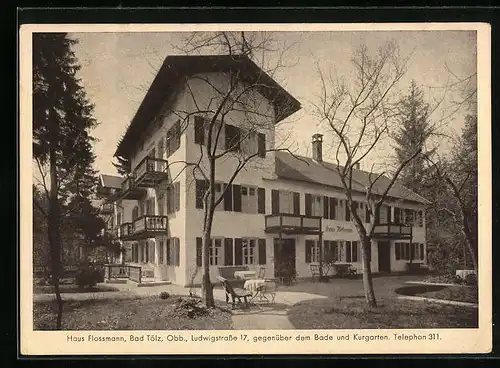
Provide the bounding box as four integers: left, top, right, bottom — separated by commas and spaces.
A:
378, 241, 391, 273
274, 238, 296, 280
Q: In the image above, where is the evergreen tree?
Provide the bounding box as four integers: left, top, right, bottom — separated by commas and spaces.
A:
393, 80, 437, 194
33, 33, 99, 329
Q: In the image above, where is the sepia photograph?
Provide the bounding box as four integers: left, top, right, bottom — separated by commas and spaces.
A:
21, 22, 491, 355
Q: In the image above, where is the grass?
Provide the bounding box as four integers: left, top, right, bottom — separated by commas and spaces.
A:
33, 284, 120, 294
288, 296, 478, 329
418, 285, 478, 304
33, 295, 233, 330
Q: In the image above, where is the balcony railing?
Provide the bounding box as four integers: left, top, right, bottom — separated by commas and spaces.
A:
119, 223, 133, 239
133, 157, 168, 188
119, 215, 168, 240
265, 214, 322, 234
104, 264, 142, 284
372, 223, 412, 239
115, 176, 146, 200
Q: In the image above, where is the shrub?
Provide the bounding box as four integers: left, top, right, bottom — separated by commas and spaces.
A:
75, 267, 101, 289
463, 274, 477, 286
159, 291, 170, 300
173, 297, 209, 319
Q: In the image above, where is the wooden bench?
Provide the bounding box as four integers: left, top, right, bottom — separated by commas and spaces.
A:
216, 276, 252, 308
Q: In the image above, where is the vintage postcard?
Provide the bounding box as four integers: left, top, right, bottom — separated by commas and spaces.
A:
20, 22, 491, 355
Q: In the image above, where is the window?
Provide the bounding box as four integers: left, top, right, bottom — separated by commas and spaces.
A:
166, 238, 180, 266
311, 195, 322, 217
166, 120, 181, 157
242, 239, 256, 265
132, 206, 139, 220
395, 242, 422, 261
278, 191, 295, 214
194, 117, 226, 150
416, 211, 424, 227
167, 182, 180, 214
159, 240, 164, 264
241, 130, 258, 155
404, 209, 414, 225
345, 241, 358, 262
241, 185, 258, 213
116, 212, 122, 226
146, 197, 155, 215
225, 124, 241, 152
209, 238, 222, 266
323, 241, 339, 262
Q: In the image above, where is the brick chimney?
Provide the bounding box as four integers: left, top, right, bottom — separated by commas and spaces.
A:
312, 134, 323, 162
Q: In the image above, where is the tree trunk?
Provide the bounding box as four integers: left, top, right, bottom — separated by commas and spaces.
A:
48, 143, 63, 329
201, 207, 215, 308
460, 212, 478, 274
361, 237, 377, 307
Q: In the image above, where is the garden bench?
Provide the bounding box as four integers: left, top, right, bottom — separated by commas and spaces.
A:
216, 276, 252, 308
218, 266, 249, 286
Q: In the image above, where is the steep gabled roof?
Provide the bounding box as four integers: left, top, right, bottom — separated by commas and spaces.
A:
115, 54, 302, 158
274, 151, 429, 205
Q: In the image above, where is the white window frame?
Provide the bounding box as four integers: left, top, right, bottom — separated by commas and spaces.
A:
311, 241, 321, 263
241, 185, 258, 214
242, 238, 257, 265
279, 190, 294, 214
311, 195, 323, 217
209, 237, 223, 266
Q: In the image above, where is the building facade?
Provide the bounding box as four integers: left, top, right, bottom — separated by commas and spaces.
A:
97, 55, 428, 287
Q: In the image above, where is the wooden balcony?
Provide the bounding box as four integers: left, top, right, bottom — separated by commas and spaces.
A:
265, 214, 322, 235
116, 176, 146, 200
133, 157, 168, 188
372, 223, 412, 240
119, 223, 133, 239
99, 202, 114, 214
121, 215, 168, 240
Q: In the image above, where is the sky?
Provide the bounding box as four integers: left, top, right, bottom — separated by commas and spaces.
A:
69, 30, 477, 176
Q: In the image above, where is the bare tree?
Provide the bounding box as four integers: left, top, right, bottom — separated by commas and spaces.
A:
157, 32, 302, 307
312, 41, 428, 307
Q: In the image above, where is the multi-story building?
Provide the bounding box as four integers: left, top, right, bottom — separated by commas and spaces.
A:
97, 54, 429, 287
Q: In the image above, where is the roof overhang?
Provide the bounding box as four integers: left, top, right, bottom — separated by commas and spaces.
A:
115, 54, 302, 159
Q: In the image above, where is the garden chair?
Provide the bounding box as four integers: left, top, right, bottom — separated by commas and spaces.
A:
310, 264, 320, 282
216, 276, 252, 309
258, 267, 266, 279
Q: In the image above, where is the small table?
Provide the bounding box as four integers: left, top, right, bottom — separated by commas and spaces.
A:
244, 279, 277, 303
234, 270, 257, 280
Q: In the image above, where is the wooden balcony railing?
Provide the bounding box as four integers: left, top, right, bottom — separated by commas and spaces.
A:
133, 157, 168, 188
265, 214, 322, 234
104, 264, 142, 284
115, 176, 146, 200
132, 215, 168, 234
372, 223, 412, 239
119, 223, 133, 238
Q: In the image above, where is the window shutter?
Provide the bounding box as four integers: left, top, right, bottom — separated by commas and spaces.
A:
420, 244, 424, 260
174, 120, 181, 151
234, 238, 243, 266
305, 193, 312, 216
305, 240, 312, 263
175, 238, 180, 266
225, 124, 241, 152
257, 188, 265, 214
224, 238, 233, 266
257, 133, 266, 158
405, 243, 410, 260
346, 241, 352, 262
333, 241, 339, 262
145, 242, 149, 262
195, 180, 206, 209
258, 239, 267, 265
365, 205, 370, 223
271, 190, 280, 214
194, 116, 205, 145
233, 184, 242, 212
395, 243, 400, 260
174, 182, 180, 211
322, 196, 329, 219
352, 241, 358, 262
196, 238, 202, 267
329, 197, 336, 220
293, 192, 300, 215
223, 183, 233, 211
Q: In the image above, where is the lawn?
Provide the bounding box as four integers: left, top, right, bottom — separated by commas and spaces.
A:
418, 285, 478, 304
33, 295, 233, 330
288, 296, 478, 329
33, 284, 120, 294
